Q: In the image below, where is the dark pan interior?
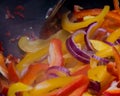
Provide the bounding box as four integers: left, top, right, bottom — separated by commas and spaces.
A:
0, 0, 114, 57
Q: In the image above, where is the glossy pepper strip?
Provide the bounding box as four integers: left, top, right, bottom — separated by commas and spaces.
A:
20, 63, 48, 85
106, 28, 120, 43
7, 62, 20, 83
48, 38, 64, 66
107, 62, 118, 77
62, 6, 109, 32
29, 76, 79, 96
7, 82, 32, 96
0, 78, 9, 96
58, 75, 89, 96
112, 46, 120, 80
95, 45, 120, 58
90, 40, 111, 51
71, 64, 90, 76
16, 46, 48, 72
45, 75, 89, 96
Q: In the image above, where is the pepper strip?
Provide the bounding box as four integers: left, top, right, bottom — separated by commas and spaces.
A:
95, 45, 120, 58
7, 62, 20, 83
29, 76, 79, 96
112, 46, 120, 80
73, 8, 102, 19
46, 75, 89, 96
113, 0, 120, 10
7, 82, 32, 96
106, 28, 120, 43
48, 38, 64, 66
62, 6, 109, 32
16, 47, 48, 72
107, 62, 118, 77
58, 75, 89, 96
20, 63, 48, 85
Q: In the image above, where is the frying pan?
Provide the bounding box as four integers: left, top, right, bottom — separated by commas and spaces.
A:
0, 0, 114, 57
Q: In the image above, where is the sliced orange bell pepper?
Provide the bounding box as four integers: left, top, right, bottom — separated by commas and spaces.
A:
48, 38, 64, 66
20, 63, 48, 85
107, 62, 118, 77
112, 46, 120, 80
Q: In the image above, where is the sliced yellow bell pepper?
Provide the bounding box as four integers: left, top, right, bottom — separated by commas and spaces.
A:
106, 28, 120, 43
96, 45, 120, 57
88, 65, 115, 87
90, 40, 110, 51
30, 76, 79, 96
16, 47, 48, 72
7, 82, 32, 96
90, 57, 98, 68
62, 6, 109, 32
82, 92, 93, 96
23, 92, 30, 96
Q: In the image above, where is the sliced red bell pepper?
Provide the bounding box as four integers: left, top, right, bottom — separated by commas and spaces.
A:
30, 76, 77, 96
7, 62, 20, 83
47, 74, 89, 96
20, 63, 48, 85
69, 83, 88, 96
0, 78, 9, 96
48, 38, 64, 66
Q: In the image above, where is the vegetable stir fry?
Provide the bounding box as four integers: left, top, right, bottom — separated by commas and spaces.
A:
1, 0, 120, 96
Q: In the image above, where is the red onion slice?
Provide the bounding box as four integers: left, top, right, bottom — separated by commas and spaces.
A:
66, 38, 90, 64
93, 28, 107, 40
68, 37, 91, 59
115, 38, 120, 45
46, 66, 71, 78
85, 22, 97, 50
88, 80, 101, 94
66, 23, 109, 64
70, 30, 91, 58
92, 55, 109, 64
47, 73, 59, 79
104, 41, 114, 46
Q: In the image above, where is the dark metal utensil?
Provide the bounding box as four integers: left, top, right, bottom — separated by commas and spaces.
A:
39, 0, 66, 39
